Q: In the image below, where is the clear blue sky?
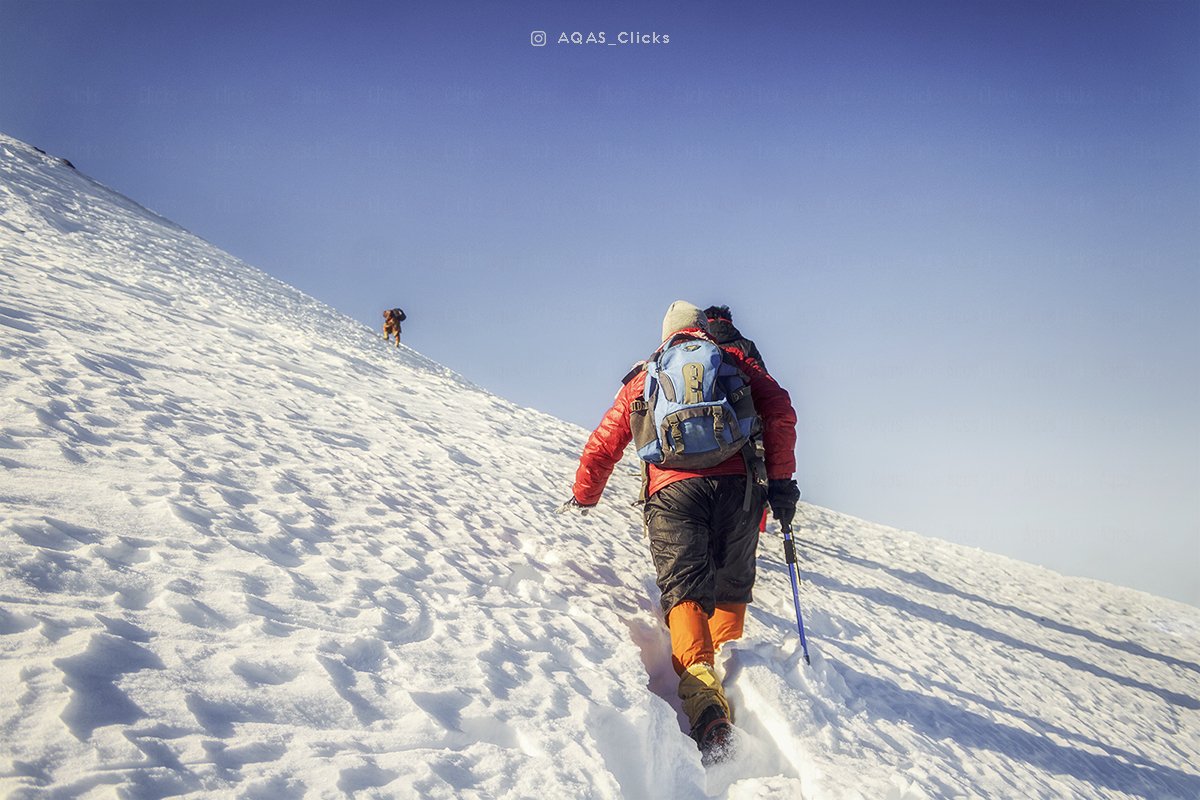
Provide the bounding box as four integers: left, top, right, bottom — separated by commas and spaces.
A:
3, 0, 1197, 606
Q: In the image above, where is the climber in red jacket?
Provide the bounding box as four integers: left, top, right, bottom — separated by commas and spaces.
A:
560, 300, 799, 758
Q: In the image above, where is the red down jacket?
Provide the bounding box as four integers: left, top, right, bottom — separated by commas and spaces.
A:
572, 330, 797, 506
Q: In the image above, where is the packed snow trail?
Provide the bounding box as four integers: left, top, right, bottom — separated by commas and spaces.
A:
1, 134, 1198, 799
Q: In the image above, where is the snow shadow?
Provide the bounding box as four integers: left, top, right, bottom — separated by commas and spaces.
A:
810, 571, 1200, 711
315, 655, 386, 724
807, 542, 1200, 676
624, 614, 687, 729
337, 761, 399, 795
834, 638, 1191, 785
0, 304, 39, 333
833, 659, 1200, 798
52, 634, 165, 740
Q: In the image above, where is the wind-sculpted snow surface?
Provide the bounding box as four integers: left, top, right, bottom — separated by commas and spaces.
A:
1, 134, 1197, 799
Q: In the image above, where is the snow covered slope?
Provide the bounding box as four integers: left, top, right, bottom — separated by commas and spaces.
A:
1, 133, 1197, 799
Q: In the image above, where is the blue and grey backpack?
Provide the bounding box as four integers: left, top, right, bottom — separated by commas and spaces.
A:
628, 336, 761, 471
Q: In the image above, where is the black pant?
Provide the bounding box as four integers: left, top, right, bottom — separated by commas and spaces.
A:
644, 475, 765, 619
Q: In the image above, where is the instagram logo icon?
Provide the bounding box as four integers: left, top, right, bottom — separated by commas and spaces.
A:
530, 30, 547, 46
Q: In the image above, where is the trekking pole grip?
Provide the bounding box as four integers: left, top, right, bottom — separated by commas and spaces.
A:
782, 524, 797, 565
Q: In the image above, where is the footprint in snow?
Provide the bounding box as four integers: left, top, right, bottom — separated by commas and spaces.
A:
230, 658, 302, 687
337, 762, 399, 795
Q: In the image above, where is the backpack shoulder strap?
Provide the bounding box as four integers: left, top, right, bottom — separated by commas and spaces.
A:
621, 359, 647, 386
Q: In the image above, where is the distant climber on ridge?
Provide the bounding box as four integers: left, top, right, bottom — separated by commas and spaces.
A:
383, 308, 406, 346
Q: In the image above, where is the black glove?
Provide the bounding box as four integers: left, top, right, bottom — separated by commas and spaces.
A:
767, 479, 801, 529
557, 496, 595, 516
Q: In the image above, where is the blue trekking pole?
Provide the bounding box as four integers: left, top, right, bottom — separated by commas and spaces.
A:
780, 521, 811, 665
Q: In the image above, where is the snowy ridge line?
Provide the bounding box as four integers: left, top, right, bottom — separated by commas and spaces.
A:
3, 134, 187, 236
0, 133, 480, 398
2, 133, 1199, 799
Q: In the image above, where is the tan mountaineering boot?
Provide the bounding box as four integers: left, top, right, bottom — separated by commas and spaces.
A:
679, 662, 731, 726
678, 662, 730, 721
678, 662, 734, 759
